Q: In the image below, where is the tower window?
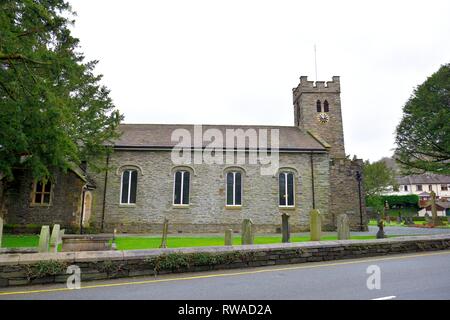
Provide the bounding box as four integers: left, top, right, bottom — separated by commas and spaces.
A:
324, 100, 329, 112
316, 100, 321, 112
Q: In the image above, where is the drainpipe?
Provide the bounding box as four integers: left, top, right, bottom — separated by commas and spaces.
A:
79, 187, 86, 234
310, 153, 316, 209
356, 171, 363, 231
101, 153, 110, 232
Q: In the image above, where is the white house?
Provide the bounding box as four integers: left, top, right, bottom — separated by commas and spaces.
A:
390, 174, 450, 200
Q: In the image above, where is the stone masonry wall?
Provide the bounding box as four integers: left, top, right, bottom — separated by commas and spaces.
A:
88, 150, 330, 234
0, 235, 449, 288
330, 158, 367, 231
3, 170, 83, 228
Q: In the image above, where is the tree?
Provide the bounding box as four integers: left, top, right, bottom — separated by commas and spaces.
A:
363, 159, 397, 198
395, 63, 450, 174
0, 0, 123, 184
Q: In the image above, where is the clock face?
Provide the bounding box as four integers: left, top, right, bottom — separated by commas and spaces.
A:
317, 112, 329, 124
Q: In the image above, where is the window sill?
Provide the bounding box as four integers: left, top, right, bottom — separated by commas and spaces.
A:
29, 203, 52, 207
279, 206, 296, 210
172, 204, 190, 209
119, 204, 136, 208
225, 205, 242, 210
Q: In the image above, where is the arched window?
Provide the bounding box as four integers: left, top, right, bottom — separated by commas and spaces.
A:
226, 171, 242, 206
120, 169, 138, 204
173, 170, 190, 205
324, 100, 329, 112
316, 100, 322, 112
279, 172, 295, 207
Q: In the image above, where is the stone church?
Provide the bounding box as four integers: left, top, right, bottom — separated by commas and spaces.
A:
2, 76, 368, 233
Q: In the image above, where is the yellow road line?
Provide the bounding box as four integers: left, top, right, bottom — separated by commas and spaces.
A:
1, 250, 449, 296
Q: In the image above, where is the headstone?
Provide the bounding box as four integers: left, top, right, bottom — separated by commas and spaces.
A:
337, 214, 350, 240
159, 218, 169, 248
241, 219, 254, 245
0, 217, 3, 248
396, 216, 402, 224
430, 191, 441, 225
281, 213, 290, 243
224, 229, 233, 246
111, 228, 117, 250
310, 209, 322, 241
49, 224, 61, 253
376, 220, 386, 239
38, 225, 50, 253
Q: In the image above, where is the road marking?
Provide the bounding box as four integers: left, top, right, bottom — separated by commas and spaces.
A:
0, 250, 449, 296
372, 296, 396, 300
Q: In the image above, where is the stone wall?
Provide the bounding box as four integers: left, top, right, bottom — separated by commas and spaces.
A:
3, 170, 83, 229
329, 158, 367, 231
89, 151, 331, 234
0, 235, 449, 288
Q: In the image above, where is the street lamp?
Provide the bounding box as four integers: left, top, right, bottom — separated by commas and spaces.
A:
355, 171, 363, 231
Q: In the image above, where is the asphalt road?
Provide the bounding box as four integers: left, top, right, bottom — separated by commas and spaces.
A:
1, 250, 449, 300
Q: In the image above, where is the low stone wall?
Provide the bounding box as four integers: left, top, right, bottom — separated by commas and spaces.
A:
0, 235, 449, 288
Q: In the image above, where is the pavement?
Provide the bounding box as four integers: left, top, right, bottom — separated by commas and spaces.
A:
1, 250, 449, 300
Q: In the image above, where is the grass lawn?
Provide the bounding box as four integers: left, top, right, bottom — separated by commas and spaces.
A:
2, 234, 383, 250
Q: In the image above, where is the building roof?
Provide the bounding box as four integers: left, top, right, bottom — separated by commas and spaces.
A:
110, 124, 327, 152
397, 173, 450, 185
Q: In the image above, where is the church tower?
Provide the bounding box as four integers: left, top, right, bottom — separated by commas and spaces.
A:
292, 75, 368, 231
292, 76, 345, 159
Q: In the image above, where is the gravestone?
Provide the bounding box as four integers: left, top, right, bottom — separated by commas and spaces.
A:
241, 219, 254, 245
160, 218, 169, 248
310, 209, 322, 241
38, 225, 50, 253
376, 220, 385, 239
49, 224, 61, 253
430, 191, 442, 226
0, 217, 3, 248
281, 213, 290, 243
337, 214, 350, 240
224, 229, 233, 246
397, 216, 402, 224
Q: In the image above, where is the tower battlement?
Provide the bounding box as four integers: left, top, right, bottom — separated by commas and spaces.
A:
292, 76, 340, 100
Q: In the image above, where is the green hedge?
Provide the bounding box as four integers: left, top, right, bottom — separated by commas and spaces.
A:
366, 194, 419, 211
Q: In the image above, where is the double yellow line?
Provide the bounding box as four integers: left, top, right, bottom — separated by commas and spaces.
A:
1, 250, 449, 296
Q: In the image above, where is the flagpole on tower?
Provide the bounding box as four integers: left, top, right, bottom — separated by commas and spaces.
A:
314, 44, 318, 82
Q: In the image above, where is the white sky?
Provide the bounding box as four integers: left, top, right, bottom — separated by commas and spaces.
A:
68, 0, 450, 162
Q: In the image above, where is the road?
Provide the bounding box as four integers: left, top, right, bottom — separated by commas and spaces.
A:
1, 250, 449, 300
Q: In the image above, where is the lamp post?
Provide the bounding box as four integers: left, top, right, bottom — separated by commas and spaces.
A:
355, 171, 363, 231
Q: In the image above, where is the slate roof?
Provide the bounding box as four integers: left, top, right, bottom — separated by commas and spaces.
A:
110, 124, 327, 152
396, 174, 450, 185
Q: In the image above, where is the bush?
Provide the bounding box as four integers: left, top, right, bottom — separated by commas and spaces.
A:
145, 251, 253, 274
23, 260, 68, 280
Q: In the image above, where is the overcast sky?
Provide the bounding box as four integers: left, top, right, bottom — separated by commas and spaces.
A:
68, 0, 450, 162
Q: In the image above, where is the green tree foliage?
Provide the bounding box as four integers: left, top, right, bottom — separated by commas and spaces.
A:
0, 0, 123, 182
395, 63, 450, 174
363, 160, 397, 197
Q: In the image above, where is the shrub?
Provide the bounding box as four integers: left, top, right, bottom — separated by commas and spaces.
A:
23, 260, 68, 280
145, 251, 254, 274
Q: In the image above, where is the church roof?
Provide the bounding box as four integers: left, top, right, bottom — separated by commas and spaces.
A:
111, 124, 327, 152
